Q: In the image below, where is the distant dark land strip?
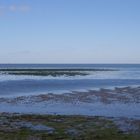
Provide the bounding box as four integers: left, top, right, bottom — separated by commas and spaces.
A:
0, 68, 118, 76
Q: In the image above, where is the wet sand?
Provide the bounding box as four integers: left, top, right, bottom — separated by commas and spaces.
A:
0, 86, 140, 139
0, 86, 140, 118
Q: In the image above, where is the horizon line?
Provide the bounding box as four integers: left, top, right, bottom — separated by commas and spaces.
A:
0, 63, 140, 65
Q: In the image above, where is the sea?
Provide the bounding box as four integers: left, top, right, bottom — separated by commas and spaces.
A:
0, 64, 140, 97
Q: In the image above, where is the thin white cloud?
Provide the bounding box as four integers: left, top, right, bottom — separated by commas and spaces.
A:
0, 4, 31, 15
9, 5, 17, 12
9, 50, 31, 55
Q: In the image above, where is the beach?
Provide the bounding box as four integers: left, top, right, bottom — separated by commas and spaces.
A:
0, 64, 140, 139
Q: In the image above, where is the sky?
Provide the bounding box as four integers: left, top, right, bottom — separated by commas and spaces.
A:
0, 0, 140, 64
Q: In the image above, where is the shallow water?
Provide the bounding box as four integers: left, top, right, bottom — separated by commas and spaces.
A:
0, 64, 140, 97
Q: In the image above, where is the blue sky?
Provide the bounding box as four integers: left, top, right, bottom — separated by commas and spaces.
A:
0, 0, 140, 63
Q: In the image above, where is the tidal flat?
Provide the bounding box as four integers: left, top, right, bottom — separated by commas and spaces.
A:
0, 65, 140, 139
0, 113, 140, 140
0, 87, 140, 139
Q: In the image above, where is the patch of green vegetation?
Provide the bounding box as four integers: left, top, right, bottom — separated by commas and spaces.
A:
0, 114, 140, 140
0, 68, 118, 76
7, 71, 88, 76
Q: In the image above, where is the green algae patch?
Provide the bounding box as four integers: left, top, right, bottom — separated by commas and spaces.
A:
0, 68, 117, 76
0, 114, 140, 140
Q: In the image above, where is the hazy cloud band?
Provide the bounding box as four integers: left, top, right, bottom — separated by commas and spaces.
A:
0, 4, 31, 15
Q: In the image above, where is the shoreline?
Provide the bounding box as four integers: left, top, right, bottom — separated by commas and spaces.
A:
0, 86, 140, 118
